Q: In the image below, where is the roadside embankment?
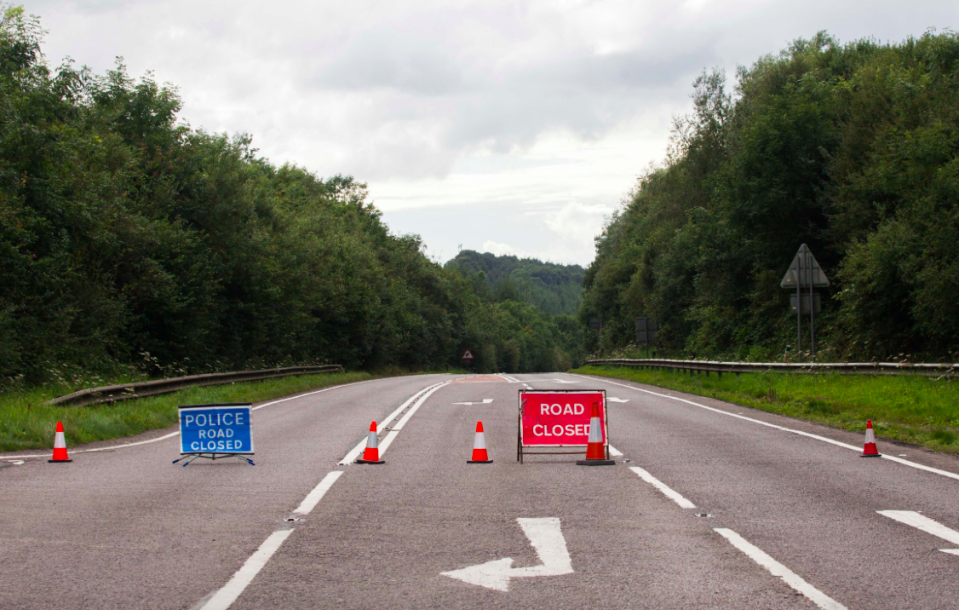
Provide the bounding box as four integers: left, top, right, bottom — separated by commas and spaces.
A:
0, 372, 373, 452
572, 365, 959, 454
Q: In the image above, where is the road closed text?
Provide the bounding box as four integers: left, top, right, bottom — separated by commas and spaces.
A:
178, 404, 254, 455
520, 391, 606, 447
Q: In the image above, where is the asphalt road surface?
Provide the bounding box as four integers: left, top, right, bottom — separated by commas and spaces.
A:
4, 372, 959, 609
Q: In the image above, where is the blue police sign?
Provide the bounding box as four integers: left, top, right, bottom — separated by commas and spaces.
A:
179, 404, 254, 455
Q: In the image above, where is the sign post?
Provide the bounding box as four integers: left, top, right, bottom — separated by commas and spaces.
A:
635, 317, 657, 358
174, 403, 255, 466
780, 244, 829, 362
517, 390, 608, 463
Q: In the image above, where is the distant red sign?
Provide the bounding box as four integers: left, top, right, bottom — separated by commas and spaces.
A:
519, 390, 607, 448
462, 350, 474, 360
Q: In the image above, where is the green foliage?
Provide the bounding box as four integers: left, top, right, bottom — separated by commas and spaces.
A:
0, 9, 578, 386
582, 31, 959, 362
446, 250, 585, 315
576, 365, 959, 454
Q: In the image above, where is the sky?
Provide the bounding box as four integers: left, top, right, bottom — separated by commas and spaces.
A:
21, 0, 959, 266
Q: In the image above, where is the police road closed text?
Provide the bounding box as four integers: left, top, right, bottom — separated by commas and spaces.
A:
179, 404, 254, 455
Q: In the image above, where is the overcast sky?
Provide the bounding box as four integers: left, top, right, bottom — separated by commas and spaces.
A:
22, 0, 958, 266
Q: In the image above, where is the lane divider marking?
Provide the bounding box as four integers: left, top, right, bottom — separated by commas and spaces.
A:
714, 528, 847, 610
292, 471, 343, 516
199, 529, 295, 610
0, 377, 412, 461
608, 445, 623, 457
200, 381, 446, 610
337, 382, 446, 465
570, 373, 959, 483
878, 510, 959, 553
629, 466, 696, 509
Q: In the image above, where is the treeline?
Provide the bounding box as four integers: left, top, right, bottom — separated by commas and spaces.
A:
445, 250, 584, 315
0, 8, 580, 384
582, 31, 959, 362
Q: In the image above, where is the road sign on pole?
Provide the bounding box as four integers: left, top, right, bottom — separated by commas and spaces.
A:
781, 244, 829, 362
635, 317, 657, 358
517, 390, 607, 463
462, 350, 474, 365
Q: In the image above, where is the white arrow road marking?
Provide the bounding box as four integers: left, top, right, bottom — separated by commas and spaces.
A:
441, 517, 573, 592
452, 398, 494, 405
608, 397, 629, 403
878, 510, 959, 554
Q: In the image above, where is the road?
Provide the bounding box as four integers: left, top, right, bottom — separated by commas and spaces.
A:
3, 372, 959, 609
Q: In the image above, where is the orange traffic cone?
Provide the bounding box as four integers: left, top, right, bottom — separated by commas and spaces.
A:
356, 421, 385, 464
577, 402, 615, 466
861, 419, 881, 457
48, 421, 72, 463
468, 421, 493, 463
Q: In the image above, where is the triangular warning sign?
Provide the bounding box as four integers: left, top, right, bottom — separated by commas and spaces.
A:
462, 350, 474, 360
781, 244, 829, 288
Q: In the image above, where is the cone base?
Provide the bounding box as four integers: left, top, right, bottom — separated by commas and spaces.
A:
467, 460, 493, 464
355, 459, 385, 464
860, 453, 882, 458
576, 459, 616, 466
48, 459, 72, 463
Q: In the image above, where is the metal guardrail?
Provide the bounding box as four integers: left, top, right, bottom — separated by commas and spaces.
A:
45, 365, 346, 407
585, 358, 958, 377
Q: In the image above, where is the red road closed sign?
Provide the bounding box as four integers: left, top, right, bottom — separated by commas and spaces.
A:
518, 390, 607, 462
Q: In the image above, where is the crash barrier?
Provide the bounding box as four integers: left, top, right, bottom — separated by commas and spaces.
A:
44, 364, 346, 407
585, 358, 958, 377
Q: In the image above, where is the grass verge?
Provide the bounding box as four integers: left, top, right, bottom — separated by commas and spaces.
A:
0, 371, 375, 453
572, 365, 959, 454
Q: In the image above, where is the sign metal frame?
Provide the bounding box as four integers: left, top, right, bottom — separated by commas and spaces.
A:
174, 403, 255, 466
517, 389, 608, 464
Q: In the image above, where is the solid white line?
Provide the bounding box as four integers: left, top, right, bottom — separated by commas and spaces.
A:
714, 528, 847, 610
199, 529, 294, 610
336, 382, 441, 465
878, 510, 959, 546
292, 471, 343, 516
608, 444, 623, 457
0, 377, 390, 461
629, 466, 696, 509
377, 430, 401, 455
391, 383, 448, 431
571, 373, 959, 483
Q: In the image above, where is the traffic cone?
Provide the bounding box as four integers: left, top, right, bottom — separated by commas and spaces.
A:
48, 421, 72, 463
468, 421, 493, 463
861, 419, 881, 457
356, 421, 385, 464
577, 402, 615, 466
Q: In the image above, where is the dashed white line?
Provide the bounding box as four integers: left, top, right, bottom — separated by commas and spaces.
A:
292, 471, 343, 516
878, 510, 959, 550
629, 466, 696, 509
570, 373, 959, 483
714, 528, 847, 610
608, 444, 623, 457
199, 529, 295, 610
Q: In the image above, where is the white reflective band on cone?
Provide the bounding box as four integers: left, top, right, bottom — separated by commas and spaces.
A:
54, 431, 66, 449
865, 429, 875, 443
474, 432, 486, 450
587, 417, 603, 443
366, 430, 378, 448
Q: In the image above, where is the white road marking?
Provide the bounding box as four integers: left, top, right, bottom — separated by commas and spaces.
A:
497, 374, 522, 383
608, 445, 623, 457
452, 398, 494, 405
0, 377, 394, 461
714, 528, 847, 610
608, 397, 629, 403
200, 382, 445, 609
570, 373, 959, 483
441, 517, 573, 592
878, 510, 959, 553
292, 471, 343, 516
199, 529, 295, 610
629, 466, 696, 509
337, 382, 446, 465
